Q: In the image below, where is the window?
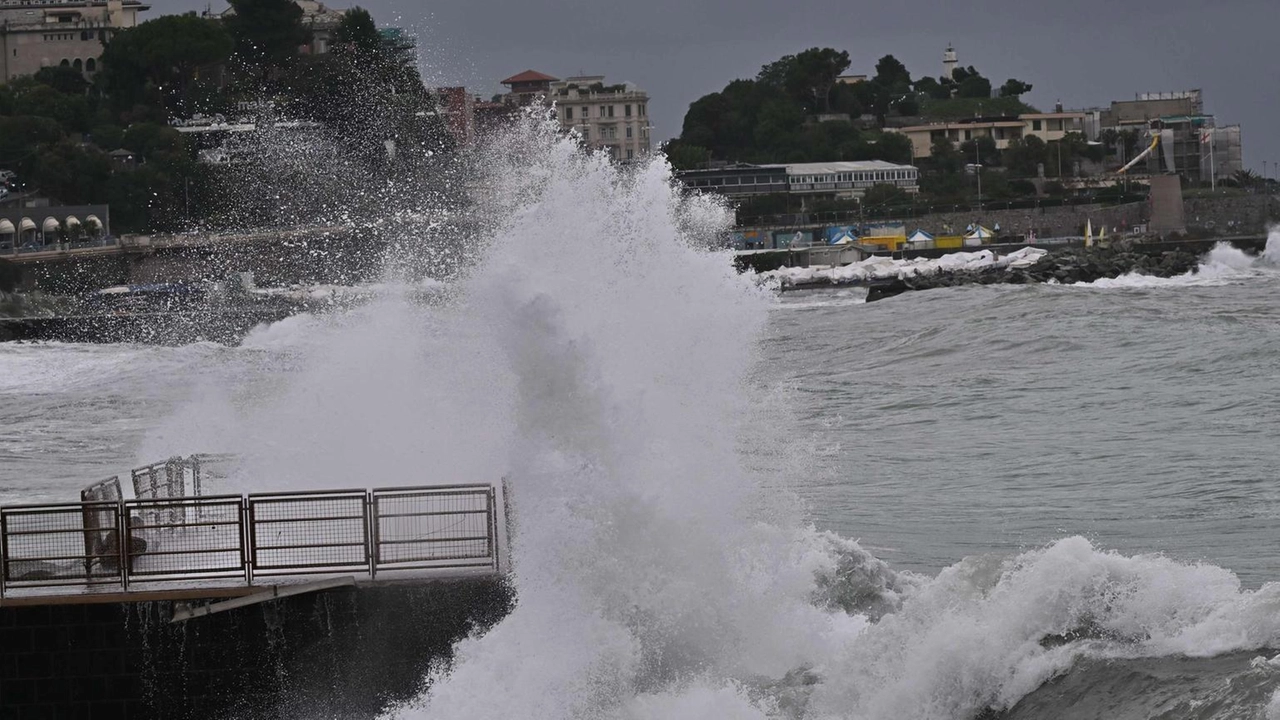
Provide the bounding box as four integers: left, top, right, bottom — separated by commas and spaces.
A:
627, 149, 634, 160
639, 104, 646, 117
625, 126, 632, 139
964, 130, 972, 140
73, 58, 82, 71
85, 58, 95, 72
599, 106, 606, 118
80, 31, 88, 41
582, 126, 590, 140
565, 107, 573, 120
625, 105, 632, 117
607, 105, 614, 118
1032, 120, 1042, 131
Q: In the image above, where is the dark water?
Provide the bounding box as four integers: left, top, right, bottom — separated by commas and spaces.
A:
3, 243, 1280, 719
773, 267, 1280, 587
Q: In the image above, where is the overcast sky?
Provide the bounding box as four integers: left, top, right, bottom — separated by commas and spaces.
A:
167, 0, 1278, 173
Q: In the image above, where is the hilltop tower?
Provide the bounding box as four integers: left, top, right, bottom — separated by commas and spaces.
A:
943, 44, 958, 80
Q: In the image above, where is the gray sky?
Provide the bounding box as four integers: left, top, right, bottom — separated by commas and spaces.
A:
166, 0, 1278, 174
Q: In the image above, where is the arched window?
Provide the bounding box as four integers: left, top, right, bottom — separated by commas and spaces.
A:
73, 58, 82, 71
85, 58, 96, 72
59, 58, 70, 67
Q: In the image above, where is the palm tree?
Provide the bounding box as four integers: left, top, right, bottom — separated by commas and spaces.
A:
1233, 169, 1260, 188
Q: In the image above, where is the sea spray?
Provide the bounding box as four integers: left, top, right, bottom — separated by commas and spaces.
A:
125, 113, 1280, 718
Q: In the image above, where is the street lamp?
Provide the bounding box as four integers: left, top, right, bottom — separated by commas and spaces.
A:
975, 140, 982, 210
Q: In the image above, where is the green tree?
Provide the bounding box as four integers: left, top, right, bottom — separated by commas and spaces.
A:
862, 182, 910, 208
929, 137, 964, 174
33, 66, 90, 95
758, 48, 850, 113
957, 74, 992, 99
31, 140, 112, 204
0, 115, 64, 177
223, 0, 308, 81
5, 79, 92, 132
960, 136, 999, 167
872, 54, 912, 91
998, 78, 1033, 98
914, 76, 950, 100
99, 14, 233, 116
332, 7, 382, 56
662, 141, 710, 171
1004, 136, 1047, 177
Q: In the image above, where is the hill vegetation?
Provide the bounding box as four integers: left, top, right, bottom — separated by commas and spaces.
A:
0, 0, 448, 233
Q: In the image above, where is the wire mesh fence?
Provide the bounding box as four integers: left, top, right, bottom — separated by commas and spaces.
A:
1, 502, 123, 587
247, 491, 371, 576
125, 496, 245, 581
0, 485, 501, 596
372, 486, 495, 571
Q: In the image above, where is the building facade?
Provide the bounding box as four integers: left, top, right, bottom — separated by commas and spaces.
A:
0, 0, 149, 82
894, 112, 1087, 159
549, 75, 651, 162
676, 160, 919, 207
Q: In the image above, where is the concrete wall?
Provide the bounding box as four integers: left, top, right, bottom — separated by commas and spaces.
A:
0, 580, 511, 719
905, 201, 1149, 239
1183, 194, 1279, 235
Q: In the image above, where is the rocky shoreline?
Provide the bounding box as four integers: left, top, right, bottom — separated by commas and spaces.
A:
866, 244, 1202, 301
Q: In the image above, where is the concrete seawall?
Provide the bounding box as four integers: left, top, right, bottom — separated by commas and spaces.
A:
0, 580, 512, 719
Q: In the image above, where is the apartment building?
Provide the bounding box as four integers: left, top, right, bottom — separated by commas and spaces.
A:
894, 112, 1087, 159
549, 75, 651, 162
0, 0, 149, 82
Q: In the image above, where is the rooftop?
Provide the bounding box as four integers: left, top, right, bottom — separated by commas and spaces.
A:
501, 69, 558, 85
783, 160, 917, 175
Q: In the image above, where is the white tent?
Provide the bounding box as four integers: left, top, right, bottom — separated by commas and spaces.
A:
963, 225, 994, 246
19, 217, 36, 233
42, 217, 60, 233
0, 219, 14, 235
906, 228, 935, 247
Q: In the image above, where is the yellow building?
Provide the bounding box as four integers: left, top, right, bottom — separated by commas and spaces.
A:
893, 111, 1087, 159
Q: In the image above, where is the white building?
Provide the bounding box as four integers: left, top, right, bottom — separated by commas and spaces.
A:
549, 75, 651, 162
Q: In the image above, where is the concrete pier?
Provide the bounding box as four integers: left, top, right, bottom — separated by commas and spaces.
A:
0, 479, 513, 717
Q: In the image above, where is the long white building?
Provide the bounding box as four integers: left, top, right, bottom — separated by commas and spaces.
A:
676, 160, 919, 206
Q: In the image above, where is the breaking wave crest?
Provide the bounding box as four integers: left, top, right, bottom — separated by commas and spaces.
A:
1077, 231, 1280, 289
359, 121, 1280, 718
133, 115, 1280, 718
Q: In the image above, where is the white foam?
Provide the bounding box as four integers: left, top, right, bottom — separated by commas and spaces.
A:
1074, 240, 1279, 289
760, 247, 1048, 288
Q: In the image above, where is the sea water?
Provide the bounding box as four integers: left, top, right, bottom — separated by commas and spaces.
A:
2, 117, 1280, 719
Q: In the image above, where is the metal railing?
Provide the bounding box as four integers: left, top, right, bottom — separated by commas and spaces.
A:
0, 485, 501, 597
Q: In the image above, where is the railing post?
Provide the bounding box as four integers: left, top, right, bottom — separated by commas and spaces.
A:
487, 488, 498, 573
367, 491, 378, 581
118, 500, 129, 592
1, 512, 8, 598
243, 497, 254, 586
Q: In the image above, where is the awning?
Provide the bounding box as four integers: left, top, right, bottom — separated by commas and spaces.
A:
0, 219, 14, 234
42, 217, 60, 233
19, 217, 36, 233
84, 214, 101, 230
65, 216, 80, 228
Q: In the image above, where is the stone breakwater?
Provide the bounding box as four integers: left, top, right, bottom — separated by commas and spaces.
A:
917, 245, 1198, 287
762, 243, 1207, 301
866, 246, 1202, 301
